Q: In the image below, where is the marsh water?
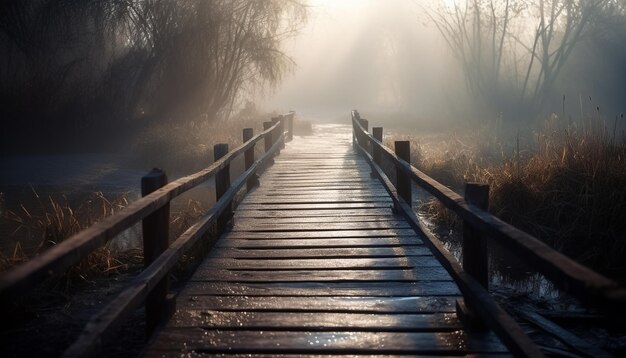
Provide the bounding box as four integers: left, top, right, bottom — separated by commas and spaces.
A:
0, 152, 218, 255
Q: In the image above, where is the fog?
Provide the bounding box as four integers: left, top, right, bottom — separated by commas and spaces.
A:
268, 0, 626, 129
268, 1, 463, 124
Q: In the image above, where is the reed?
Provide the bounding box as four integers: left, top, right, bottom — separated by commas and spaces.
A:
394, 114, 626, 280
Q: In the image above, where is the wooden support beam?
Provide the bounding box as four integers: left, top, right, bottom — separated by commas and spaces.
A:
286, 112, 294, 141
214, 144, 232, 230
263, 121, 275, 166
371, 127, 383, 178
243, 128, 258, 191
394, 141, 411, 207
463, 183, 490, 289
141, 168, 171, 336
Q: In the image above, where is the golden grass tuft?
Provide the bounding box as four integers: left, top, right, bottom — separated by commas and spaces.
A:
2, 191, 140, 288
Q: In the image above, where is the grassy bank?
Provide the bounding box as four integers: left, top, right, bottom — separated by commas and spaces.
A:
390, 114, 626, 281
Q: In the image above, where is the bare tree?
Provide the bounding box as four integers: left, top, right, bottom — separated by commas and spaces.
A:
427, 0, 604, 120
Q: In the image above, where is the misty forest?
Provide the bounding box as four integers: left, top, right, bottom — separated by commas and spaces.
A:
1, 0, 625, 357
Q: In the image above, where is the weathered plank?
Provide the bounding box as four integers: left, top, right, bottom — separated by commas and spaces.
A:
234, 208, 393, 218
214, 237, 423, 249
199, 256, 443, 270
232, 214, 400, 224
178, 295, 457, 313
223, 229, 419, 239
191, 268, 453, 282
239, 198, 394, 205
237, 203, 393, 210
207, 246, 431, 258
182, 281, 460, 297
168, 311, 461, 331
230, 221, 412, 232
147, 330, 507, 354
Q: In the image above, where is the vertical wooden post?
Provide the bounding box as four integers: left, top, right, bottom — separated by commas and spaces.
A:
271, 117, 284, 149
214, 144, 232, 230
141, 168, 170, 336
243, 128, 258, 191
457, 182, 490, 331
277, 115, 285, 148
360, 119, 369, 149
371, 127, 383, 177
263, 121, 275, 166
395, 141, 411, 207
352, 110, 360, 150
372, 127, 383, 161
463, 183, 489, 287
287, 112, 294, 141
263, 121, 273, 151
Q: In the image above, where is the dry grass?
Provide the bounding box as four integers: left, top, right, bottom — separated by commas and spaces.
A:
1, 191, 142, 289
394, 114, 626, 280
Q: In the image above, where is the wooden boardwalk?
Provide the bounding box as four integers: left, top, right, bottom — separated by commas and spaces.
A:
144, 125, 507, 356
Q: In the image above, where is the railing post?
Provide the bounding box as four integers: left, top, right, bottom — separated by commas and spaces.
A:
214, 144, 232, 230
394, 141, 411, 207
360, 119, 369, 149
271, 117, 284, 150
278, 115, 285, 148
371, 127, 383, 177
243, 128, 258, 191
263, 121, 275, 166
141, 168, 173, 336
463, 183, 489, 287
352, 110, 360, 150
286, 111, 294, 141
457, 182, 490, 331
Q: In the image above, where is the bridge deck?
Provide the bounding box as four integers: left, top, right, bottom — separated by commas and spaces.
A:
145, 125, 507, 356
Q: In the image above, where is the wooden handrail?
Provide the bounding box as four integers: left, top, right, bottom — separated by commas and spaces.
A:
358, 142, 544, 357
0, 115, 290, 302
62, 135, 284, 357
351, 112, 626, 315
352, 110, 626, 356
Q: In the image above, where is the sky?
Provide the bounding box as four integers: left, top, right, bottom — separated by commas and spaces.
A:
265, 0, 460, 122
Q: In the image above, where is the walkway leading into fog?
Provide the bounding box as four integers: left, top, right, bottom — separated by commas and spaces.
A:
144, 125, 507, 356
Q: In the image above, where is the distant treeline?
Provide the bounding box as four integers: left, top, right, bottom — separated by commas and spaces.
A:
0, 0, 305, 153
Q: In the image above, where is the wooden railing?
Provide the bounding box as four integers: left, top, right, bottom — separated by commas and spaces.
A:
351, 110, 625, 358
0, 111, 295, 357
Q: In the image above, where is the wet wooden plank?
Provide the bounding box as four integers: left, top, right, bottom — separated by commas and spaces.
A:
240, 198, 394, 205
253, 191, 390, 197
215, 237, 424, 249
233, 208, 393, 218
147, 329, 507, 354
236, 203, 393, 210
191, 267, 453, 282
262, 183, 382, 189
146, 354, 510, 358
168, 311, 462, 331
223, 229, 420, 239
200, 256, 443, 270
208, 246, 431, 258
231, 221, 412, 232
182, 281, 460, 297
178, 295, 457, 313
245, 194, 391, 201
232, 214, 400, 224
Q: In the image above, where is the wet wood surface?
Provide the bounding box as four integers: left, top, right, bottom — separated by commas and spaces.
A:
145, 125, 507, 356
